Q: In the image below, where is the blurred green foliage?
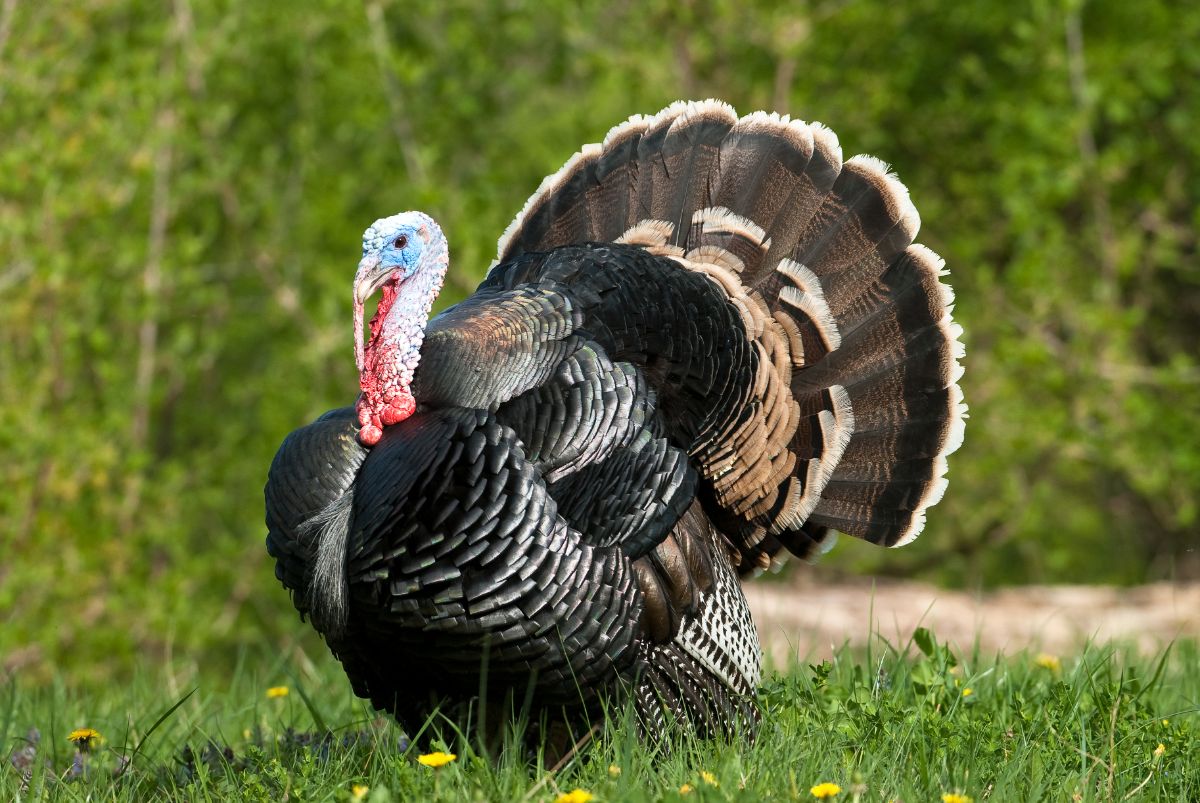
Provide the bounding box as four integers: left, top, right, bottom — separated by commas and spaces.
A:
1, 0, 1197, 684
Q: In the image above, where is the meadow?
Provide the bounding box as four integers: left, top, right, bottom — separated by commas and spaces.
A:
5, 632, 1197, 801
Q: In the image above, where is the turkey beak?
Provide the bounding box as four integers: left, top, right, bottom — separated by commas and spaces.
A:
354, 254, 386, 374
354, 254, 388, 307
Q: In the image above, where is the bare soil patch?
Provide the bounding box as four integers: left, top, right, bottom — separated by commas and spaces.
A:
746, 578, 1200, 664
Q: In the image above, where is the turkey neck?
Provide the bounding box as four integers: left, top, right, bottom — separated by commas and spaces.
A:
358, 240, 449, 439
369, 253, 447, 362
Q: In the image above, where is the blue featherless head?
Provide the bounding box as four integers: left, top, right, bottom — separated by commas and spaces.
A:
361, 211, 440, 280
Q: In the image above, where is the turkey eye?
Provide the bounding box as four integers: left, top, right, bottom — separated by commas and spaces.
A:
393, 235, 408, 249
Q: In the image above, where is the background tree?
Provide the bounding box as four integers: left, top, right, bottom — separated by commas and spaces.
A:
2, 0, 1197, 685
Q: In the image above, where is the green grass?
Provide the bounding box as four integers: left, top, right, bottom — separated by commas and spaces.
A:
4, 631, 1197, 801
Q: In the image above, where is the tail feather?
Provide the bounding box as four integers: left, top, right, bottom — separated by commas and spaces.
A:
709, 114, 805, 238
685, 208, 770, 277
652, 101, 737, 237
493, 101, 966, 568
837, 245, 955, 345
586, 120, 644, 242
757, 122, 843, 280
831, 454, 951, 483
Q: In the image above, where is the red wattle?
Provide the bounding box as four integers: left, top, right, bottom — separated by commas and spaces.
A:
356, 276, 419, 446
358, 423, 383, 446
381, 395, 416, 425
356, 392, 415, 446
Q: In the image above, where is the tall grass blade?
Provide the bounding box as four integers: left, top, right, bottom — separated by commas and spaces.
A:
132, 687, 196, 760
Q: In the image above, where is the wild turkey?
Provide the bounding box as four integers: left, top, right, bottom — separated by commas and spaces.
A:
265, 100, 966, 744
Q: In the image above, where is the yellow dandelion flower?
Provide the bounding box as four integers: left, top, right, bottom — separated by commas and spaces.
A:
266, 686, 290, 699
701, 770, 719, 786
555, 790, 595, 803
67, 728, 102, 751
1162, 719, 1169, 727
811, 782, 842, 798
351, 784, 370, 801
608, 764, 622, 777
961, 687, 973, 697
1035, 654, 1061, 672
1154, 743, 1166, 758
679, 783, 694, 794
942, 794, 973, 803
417, 751, 457, 768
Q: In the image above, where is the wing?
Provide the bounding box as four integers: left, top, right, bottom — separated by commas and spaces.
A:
411, 285, 583, 409
413, 275, 717, 651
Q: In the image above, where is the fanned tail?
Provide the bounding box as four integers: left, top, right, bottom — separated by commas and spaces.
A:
494, 100, 966, 570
